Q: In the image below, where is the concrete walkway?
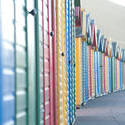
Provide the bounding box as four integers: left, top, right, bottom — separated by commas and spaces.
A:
75, 91, 125, 125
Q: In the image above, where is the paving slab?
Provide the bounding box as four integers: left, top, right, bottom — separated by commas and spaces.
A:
75, 91, 125, 125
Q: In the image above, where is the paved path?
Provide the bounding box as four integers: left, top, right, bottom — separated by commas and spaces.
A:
75, 91, 125, 125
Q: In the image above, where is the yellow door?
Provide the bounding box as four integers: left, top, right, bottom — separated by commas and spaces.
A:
75, 38, 83, 106
56, 0, 68, 124
61, 0, 68, 124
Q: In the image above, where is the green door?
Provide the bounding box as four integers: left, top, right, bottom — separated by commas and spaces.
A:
35, 0, 44, 124
15, 0, 36, 125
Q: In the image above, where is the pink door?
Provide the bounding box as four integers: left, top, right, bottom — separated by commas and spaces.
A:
42, 0, 56, 124
50, 0, 57, 125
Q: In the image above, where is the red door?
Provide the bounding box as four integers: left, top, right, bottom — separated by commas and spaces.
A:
51, 0, 57, 125
42, 0, 56, 125
102, 53, 106, 94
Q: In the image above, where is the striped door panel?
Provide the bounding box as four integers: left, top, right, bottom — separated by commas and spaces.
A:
108, 58, 111, 93
65, 0, 73, 124
15, 0, 28, 124
123, 63, 125, 89
115, 59, 118, 91
71, 0, 76, 122
61, 0, 68, 124
42, 0, 51, 124
87, 46, 92, 98
82, 42, 88, 103
111, 57, 115, 92
91, 49, 95, 97
105, 56, 109, 93
119, 61, 123, 89
56, 0, 63, 124
117, 60, 120, 90
102, 54, 106, 94
75, 38, 82, 106
98, 52, 103, 95
0, 0, 15, 124
94, 51, 99, 96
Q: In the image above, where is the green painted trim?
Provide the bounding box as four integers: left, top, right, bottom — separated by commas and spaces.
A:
27, 0, 37, 124
25, 1, 29, 125
34, 0, 40, 125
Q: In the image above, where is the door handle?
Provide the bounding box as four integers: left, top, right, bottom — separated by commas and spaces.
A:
61, 52, 65, 56
50, 32, 54, 37
28, 9, 37, 16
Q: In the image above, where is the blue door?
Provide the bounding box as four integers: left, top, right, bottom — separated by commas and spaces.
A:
82, 42, 88, 103
0, 0, 15, 124
94, 51, 99, 97
65, 0, 73, 124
